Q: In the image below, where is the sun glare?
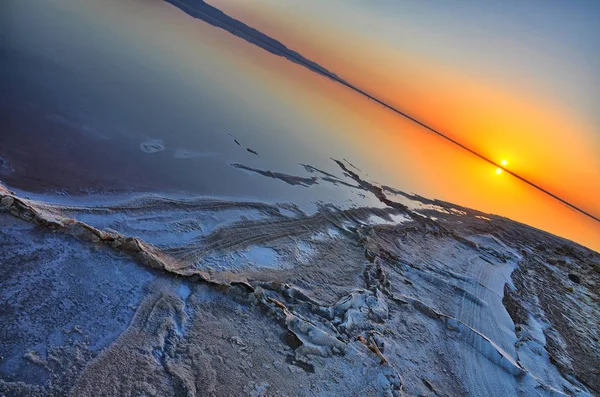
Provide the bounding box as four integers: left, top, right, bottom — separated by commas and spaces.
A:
501, 159, 508, 166
496, 168, 502, 175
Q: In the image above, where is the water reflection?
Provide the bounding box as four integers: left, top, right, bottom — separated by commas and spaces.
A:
0, 0, 598, 250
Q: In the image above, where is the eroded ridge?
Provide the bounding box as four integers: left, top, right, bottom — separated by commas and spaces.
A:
1, 180, 598, 396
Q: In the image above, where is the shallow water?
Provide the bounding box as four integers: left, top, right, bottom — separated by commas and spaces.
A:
1, 0, 598, 250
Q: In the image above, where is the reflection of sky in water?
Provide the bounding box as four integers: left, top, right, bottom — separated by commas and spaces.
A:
1, 0, 374, 208
217, 0, 600, 212
1, 0, 599, 250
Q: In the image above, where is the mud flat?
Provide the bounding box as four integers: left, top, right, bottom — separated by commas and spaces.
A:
1, 162, 599, 397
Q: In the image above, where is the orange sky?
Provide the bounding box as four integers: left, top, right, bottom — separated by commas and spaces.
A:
212, 0, 600, 219
197, 0, 600, 249
39, 0, 600, 250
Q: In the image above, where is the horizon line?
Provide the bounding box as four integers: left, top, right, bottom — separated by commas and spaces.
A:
168, 0, 600, 224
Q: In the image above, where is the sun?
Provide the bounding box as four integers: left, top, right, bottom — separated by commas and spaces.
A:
495, 159, 508, 175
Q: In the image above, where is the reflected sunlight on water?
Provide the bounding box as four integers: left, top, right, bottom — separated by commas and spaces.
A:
1, 0, 598, 250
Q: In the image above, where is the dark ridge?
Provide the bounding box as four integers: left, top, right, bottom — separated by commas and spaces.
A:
301, 164, 360, 189
246, 148, 259, 156
343, 158, 361, 172
301, 164, 338, 179
164, 0, 345, 82
231, 163, 318, 187
331, 158, 407, 212
227, 133, 241, 146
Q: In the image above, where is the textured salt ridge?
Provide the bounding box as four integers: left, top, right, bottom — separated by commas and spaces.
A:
0, 186, 205, 279
0, 186, 470, 394
0, 189, 523, 381
1, 175, 597, 396
0, 184, 410, 394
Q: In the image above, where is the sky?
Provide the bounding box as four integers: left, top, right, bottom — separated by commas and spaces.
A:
2, 0, 599, 250
212, 0, 600, 217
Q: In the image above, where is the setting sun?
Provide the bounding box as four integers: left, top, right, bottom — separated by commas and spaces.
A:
501, 159, 508, 166
496, 168, 503, 175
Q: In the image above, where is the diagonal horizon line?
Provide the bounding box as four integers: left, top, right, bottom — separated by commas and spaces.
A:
168, 0, 600, 224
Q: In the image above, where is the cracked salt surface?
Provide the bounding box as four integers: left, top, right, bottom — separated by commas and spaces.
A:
0, 213, 156, 386
366, 213, 411, 226
202, 246, 281, 271
1, 177, 598, 396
